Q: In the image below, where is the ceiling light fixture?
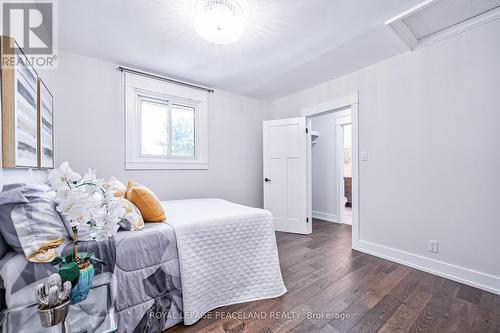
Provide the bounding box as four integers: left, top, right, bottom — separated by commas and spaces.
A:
191, 0, 247, 44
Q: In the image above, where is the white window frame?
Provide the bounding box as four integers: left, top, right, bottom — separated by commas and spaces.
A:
125, 73, 208, 170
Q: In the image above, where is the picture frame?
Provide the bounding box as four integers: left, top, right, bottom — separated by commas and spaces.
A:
37, 79, 55, 169
1, 38, 39, 168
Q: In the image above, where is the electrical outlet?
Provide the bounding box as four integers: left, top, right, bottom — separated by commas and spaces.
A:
428, 240, 439, 253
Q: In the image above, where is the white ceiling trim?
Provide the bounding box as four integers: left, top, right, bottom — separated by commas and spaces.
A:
386, 0, 500, 50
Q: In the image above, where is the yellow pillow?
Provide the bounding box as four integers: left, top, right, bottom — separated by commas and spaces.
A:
125, 181, 166, 222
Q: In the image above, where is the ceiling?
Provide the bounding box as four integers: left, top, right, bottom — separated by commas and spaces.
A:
59, 0, 424, 101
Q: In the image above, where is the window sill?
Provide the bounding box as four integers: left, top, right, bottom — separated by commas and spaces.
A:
125, 161, 208, 170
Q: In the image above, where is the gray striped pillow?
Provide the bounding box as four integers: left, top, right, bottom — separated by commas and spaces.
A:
0, 184, 70, 263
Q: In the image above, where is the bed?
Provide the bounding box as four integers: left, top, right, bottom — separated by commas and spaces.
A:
163, 199, 287, 325
0, 199, 286, 332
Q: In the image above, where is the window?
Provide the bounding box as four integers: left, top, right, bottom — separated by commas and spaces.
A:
140, 100, 169, 156
125, 73, 208, 169
138, 99, 195, 158
170, 104, 195, 157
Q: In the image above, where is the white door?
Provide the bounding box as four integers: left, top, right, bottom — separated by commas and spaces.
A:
263, 117, 311, 234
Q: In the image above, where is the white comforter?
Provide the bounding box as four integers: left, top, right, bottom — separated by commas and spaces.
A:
162, 199, 287, 325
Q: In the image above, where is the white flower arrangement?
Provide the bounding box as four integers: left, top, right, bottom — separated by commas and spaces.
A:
48, 162, 124, 241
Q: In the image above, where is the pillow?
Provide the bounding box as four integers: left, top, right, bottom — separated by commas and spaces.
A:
107, 176, 127, 198
0, 187, 27, 258
125, 181, 165, 222
0, 184, 69, 263
0, 186, 32, 254
0, 233, 10, 260
0, 187, 28, 205
117, 198, 144, 231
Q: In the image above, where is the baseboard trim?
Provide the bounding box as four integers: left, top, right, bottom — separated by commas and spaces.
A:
312, 211, 338, 223
354, 240, 500, 295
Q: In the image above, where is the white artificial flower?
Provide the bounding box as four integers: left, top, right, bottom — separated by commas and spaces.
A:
67, 206, 92, 227
107, 199, 127, 218
77, 170, 104, 196
81, 168, 97, 184
102, 186, 117, 200
91, 215, 120, 240
48, 162, 123, 241
54, 188, 70, 200
56, 198, 75, 215
56, 189, 88, 213
48, 162, 81, 191
80, 169, 105, 190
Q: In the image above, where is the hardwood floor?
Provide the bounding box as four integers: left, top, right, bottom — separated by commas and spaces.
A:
166, 220, 500, 333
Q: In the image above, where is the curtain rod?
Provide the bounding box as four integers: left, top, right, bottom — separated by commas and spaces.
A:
117, 66, 214, 93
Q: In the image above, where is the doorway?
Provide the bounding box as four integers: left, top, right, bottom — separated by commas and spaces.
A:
309, 109, 352, 225
305, 93, 359, 247
262, 93, 359, 243
340, 122, 353, 225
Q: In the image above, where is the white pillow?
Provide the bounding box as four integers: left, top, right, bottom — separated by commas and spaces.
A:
117, 198, 144, 231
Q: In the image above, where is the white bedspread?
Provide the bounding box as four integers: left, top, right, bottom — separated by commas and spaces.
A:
161, 199, 287, 325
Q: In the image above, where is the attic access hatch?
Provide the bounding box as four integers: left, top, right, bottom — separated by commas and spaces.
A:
386, 0, 500, 50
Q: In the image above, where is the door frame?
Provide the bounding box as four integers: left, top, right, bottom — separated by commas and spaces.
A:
303, 92, 360, 248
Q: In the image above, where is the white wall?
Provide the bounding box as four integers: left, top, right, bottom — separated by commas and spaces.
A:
2, 51, 270, 208
311, 113, 338, 221
271, 20, 500, 293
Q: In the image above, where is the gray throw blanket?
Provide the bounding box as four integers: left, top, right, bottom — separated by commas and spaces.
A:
0, 223, 183, 332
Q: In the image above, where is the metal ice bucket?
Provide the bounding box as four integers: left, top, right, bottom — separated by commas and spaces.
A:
37, 299, 70, 328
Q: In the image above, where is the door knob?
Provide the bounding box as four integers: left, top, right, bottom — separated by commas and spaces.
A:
265, 178, 271, 183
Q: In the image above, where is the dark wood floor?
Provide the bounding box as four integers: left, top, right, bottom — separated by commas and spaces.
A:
167, 220, 500, 333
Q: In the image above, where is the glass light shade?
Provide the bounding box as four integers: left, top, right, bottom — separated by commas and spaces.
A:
192, 0, 246, 44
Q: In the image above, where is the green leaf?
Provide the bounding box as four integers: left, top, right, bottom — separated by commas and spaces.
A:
89, 254, 105, 265
77, 252, 89, 259
77, 252, 105, 265
50, 257, 65, 266
58, 261, 80, 287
